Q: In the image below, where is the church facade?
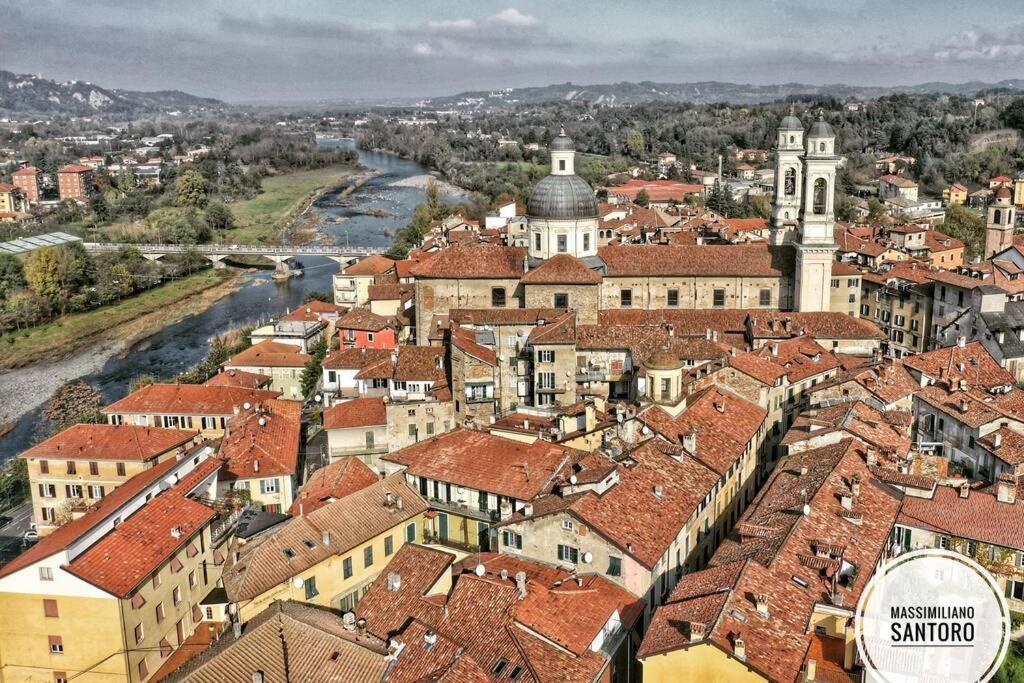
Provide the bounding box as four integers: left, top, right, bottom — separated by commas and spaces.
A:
411, 117, 839, 342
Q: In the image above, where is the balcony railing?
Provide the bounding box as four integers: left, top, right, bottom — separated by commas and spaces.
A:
576, 369, 607, 382
427, 497, 501, 523
329, 445, 389, 457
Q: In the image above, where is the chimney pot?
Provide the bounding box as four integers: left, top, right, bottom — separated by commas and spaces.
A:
755, 593, 769, 617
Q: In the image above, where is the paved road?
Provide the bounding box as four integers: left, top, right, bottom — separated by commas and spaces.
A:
0, 501, 32, 539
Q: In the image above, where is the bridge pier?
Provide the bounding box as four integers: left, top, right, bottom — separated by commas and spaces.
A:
268, 255, 294, 274
206, 254, 228, 269
142, 253, 165, 262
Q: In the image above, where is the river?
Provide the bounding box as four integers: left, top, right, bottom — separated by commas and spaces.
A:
0, 140, 448, 460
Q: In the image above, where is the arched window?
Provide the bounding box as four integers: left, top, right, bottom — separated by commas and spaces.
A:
784, 211, 790, 220
819, 142, 826, 152
813, 178, 827, 214
784, 168, 796, 196
789, 135, 795, 144
995, 209, 1002, 225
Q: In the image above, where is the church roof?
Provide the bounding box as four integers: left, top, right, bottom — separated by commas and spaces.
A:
808, 117, 835, 138
527, 174, 599, 220
779, 114, 803, 131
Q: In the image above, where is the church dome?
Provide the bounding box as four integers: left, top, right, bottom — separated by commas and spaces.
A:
779, 114, 803, 131
808, 117, 835, 138
551, 126, 574, 151
527, 174, 599, 219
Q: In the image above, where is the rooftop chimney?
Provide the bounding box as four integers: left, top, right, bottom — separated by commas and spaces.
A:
851, 474, 861, 498
523, 503, 534, 517
233, 621, 242, 639
689, 622, 706, 641
515, 571, 528, 600
755, 593, 769, 618
960, 482, 970, 499
343, 612, 356, 631
994, 433, 1004, 448
734, 635, 746, 662
499, 500, 513, 521
771, 343, 779, 357
805, 659, 817, 682
387, 571, 402, 592
997, 474, 1017, 505
957, 335, 967, 348
322, 530, 331, 546
866, 448, 878, 467
682, 429, 697, 456
653, 485, 664, 499
424, 630, 437, 649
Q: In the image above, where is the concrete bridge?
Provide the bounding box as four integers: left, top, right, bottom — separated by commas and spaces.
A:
83, 242, 385, 273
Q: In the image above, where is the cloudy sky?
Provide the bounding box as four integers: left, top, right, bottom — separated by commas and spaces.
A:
1, 0, 1023, 102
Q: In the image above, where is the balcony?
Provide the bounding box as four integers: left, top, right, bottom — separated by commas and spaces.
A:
427, 497, 500, 523
535, 384, 568, 394
576, 369, 607, 382
329, 444, 389, 458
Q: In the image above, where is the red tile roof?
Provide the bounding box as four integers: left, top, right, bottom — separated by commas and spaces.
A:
382, 429, 575, 501
411, 245, 527, 279
449, 308, 569, 326
289, 457, 380, 515
323, 396, 387, 430
747, 311, 885, 341
281, 300, 346, 321
225, 340, 312, 369
902, 340, 1014, 390
203, 370, 271, 389
451, 327, 497, 365
336, 307, 395, 332
19, 424, 195, 462
899, 484, 1024, 550
219, 399, 302, 480
520, 254, 603, 284
394, 345, 446, 382
12, 166, 40, 176
598, 244, 793, 277
752, 336, 841, 383
58, 164, 94, 173
323, 347, 391, 370
343, 254, 396, 276
65, 481, 217, 597
103, 384, 280, 417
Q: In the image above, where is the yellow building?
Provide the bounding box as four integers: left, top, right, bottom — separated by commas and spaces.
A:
222, 473, 428, 623
0, 182, 26, 220
0, 448, 227, 683
944, 182, 968, 206
19, 424, 199, 534
222, 340, 312, 400
637, 439, 901, 683
103, 384, 280, 439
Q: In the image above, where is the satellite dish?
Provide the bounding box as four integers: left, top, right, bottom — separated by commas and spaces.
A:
802, 504, 811, 516
583, 552, 593, 563
474, 564, 486, 577
292, 577, 304, 588
569, 474, 578, 485
315, 394, 322, 403
243, 402, 252, 410
258, 417, 267, 427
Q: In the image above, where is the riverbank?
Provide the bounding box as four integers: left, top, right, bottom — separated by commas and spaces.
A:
0, 269, 240, 371
0, 269, 242, 427
390, 174, 470, 197
229, 164, 361, 244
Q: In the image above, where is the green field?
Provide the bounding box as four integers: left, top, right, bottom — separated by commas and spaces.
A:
0, 269, 231, 369
228, 165, 357, 244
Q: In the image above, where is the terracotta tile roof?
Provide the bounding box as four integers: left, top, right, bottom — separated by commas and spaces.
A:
170, 601, 389, 682
924, 230, 965, 254
355, 544, 640, 683
810, 359, 918, 407
323, 397, 387, 430
978, 427, 1024, 467
366, 283, 406, 300
576, 325, 668, 360
281, 300, 346, 321
914, 384, 1011, 429
880, 174, 917, 188
19, 424, 196, 462
12, 166, 40, 176
0, 183, 15, 192
394, 345, 446, 382
411, 245, 527, 279
527, 310, 577, 345
727, 351, 786, 385
831, 261, 862, 276
639, 386, 767, 476
289, 457, 380, 515
521, 254, 603, 284
323, 347, 391, 370
640, 440, 901, 681
382, 429, 575, 501
747, 312, 885, 341
103, 384, 280, 417
598, 244, 793, 278
903, 341, 1014, 390
752, 336, 841, 383
223, 474, 427, 602
449, 308, 569, 326
782, 402, 912, 457
219, 400, 302, 480
596, 309, 750, 349
451, 327, 497, 365
899, 484, 1024, 550
58, 164, 94, 173
343, 254, 396, 276
203, 370, 271, 389
605, 180, 704, 202
65, 478, 218, 597
0, 455, 187, 581
337, 307, 395, 332
225, 340, 312, 369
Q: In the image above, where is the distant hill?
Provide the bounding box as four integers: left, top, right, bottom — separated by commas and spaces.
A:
0, 71, 226, 116
415, 79, 1024, 108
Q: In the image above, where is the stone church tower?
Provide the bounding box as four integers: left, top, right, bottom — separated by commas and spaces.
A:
769, 112, 840, 312
527, 127, 600, 262
794, 115, 840, 312
985, 185, 1015, 259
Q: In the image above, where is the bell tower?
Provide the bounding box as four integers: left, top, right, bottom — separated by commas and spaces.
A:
794, 113, 839, 313
771, 107, 804, 246
985, 186, 1015, 259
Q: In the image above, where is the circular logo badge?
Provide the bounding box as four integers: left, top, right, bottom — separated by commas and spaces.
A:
855, 549, 1011, 683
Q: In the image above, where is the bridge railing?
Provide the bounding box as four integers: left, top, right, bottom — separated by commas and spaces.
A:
82, 242, 384, 256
